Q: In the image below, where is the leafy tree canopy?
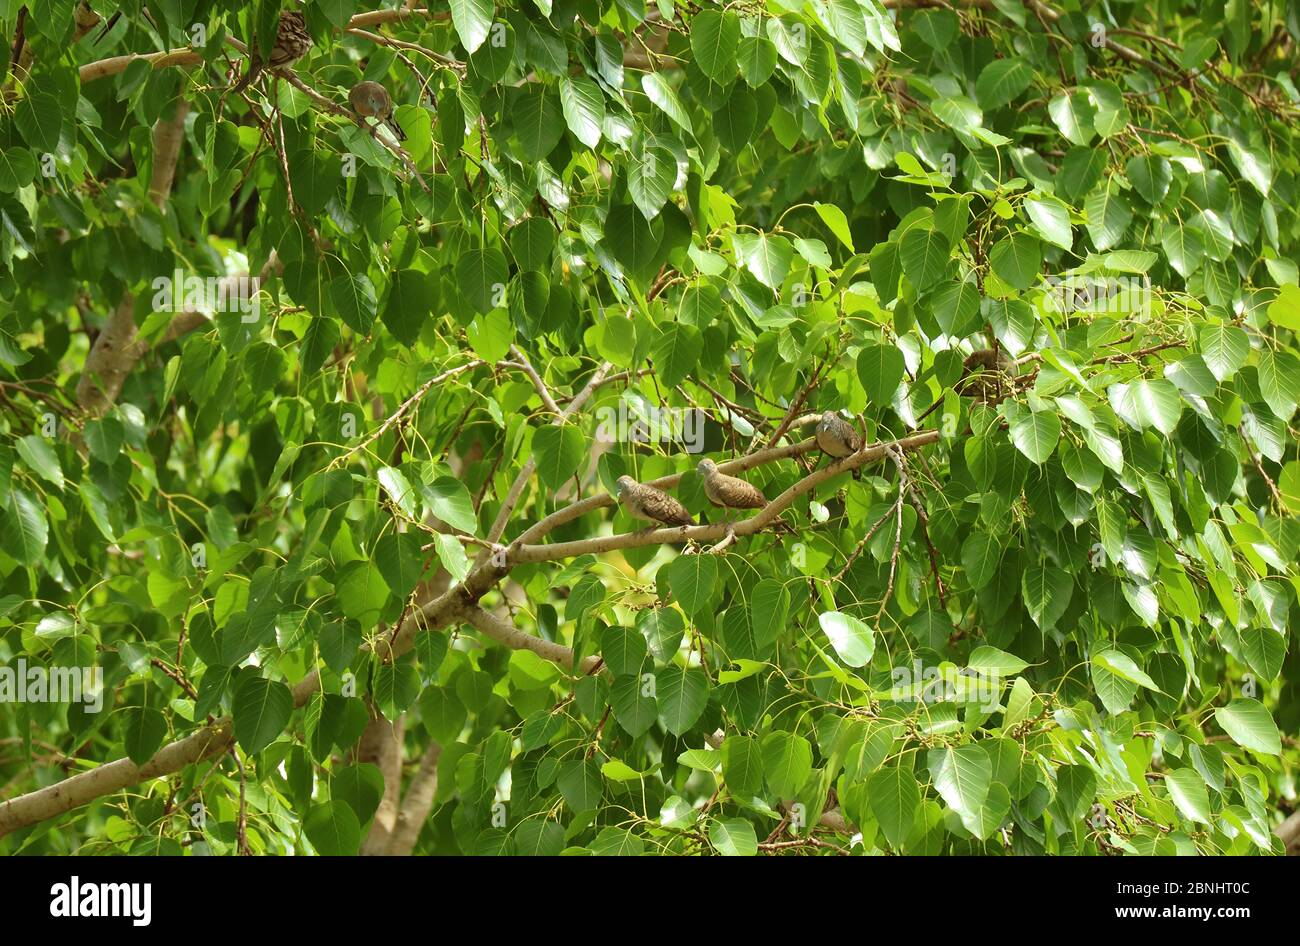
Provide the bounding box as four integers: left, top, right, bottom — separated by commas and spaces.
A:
0, 0, 1298, 856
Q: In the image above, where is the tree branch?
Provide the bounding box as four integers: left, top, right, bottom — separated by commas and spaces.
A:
462, 605, 603, 674
357, 712, 405, 855
76, 98, 189, 415
509, 431, 941, 563
385, 740, 442, 855
0, 720, 232, 838
0, 404, 937, 836
480, 361, 614, 550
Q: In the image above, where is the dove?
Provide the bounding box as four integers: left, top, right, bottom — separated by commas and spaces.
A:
816, 410, 862, 459
615, 476, 695, 528
230, 10, 313, 95
697, 459, 766, 512
350, 81, 406, 141
957, 347, 1015, 404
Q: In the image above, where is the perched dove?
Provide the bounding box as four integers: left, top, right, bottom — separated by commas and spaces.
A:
230, 10, 313, 94
615, 476, 695, 527
697, 459, 766, 511
958, 348, 1015, 404
350, 80, 406, 141
816, 410, 862, 459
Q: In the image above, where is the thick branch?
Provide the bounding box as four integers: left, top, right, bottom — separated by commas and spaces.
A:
386, 741, 442, 855
462, 605, 603, 674
76, 99, 188, 415
0, 721, 232, 838
510, 431, 940, 563
358, 712, 405, 855
512, 417, 823, 548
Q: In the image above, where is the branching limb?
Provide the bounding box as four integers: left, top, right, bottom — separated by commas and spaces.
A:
509, 432, 940, 564
509, 345, 562, 416
480, 361, 614, 551
358, 712, 405, 855
462, 605, 603, 674
386, 741, 442, 855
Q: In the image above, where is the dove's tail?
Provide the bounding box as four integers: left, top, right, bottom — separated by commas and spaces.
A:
386, 116, 407, 142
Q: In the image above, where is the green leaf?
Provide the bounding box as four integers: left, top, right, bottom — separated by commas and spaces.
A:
0, 148, 38, 192
373, 531, 425, 599
641, 73, 693, 134
988, 233, 1040, 290
1084, 182, 1132, 251
1009, 410, 1060, 464
1127, 155, 1171, 204
709, 817, 757, 856
1024, 197, 1072, 250
762, 730, 812, 798
601, 626, 647, 677
714, 85, 758, 154
422, 476, 478, 534
690, 9, 741, 82
330, 274, 378, 334
628, 146, 675, 220
1048, 92, 1095, 145
856, 343, 904, 408
868, 765, 920, 849
1213, 699, 1281, 755
1267, 283, 1300, 330
377, 466, 418, 518
121, 707, 168, 766
734, 231, 793, 291
610, 674, 658, 736
737, 35, 777, 86
899, 227, 951, 291
1021, 565, 1072, 630
600, 758, 642, 781
1161, 224, 1203, 278
449, 0, 494, 53
532, 425, 586, 490
1257, 348, 1300, 420
304, 800, 362, 855
559, 76, 604, 149
511, 87, 564, 162
960, 533, 1002, 590
661, 554, 717, 617
15, 92, 62, 152
1199, 323, 1249, 381
2, 488, 47, 565
721, 735, 765, 796
817, 610, 875, 667
655, 666, 708, 735
967, 645, 1029, 676
651, 322, 703, 387
383, 270, 437, 345
456, 247, 509, 314
1165, 768, 1212, 825
813, 203, 854, 251
1129, 378, 1183, 434
233, 676, 294, 756
976, 58, 1033, 109
927, 744, 991, 817
17, 435, 63, 490
556, 758, 604, 811
1092, 649, 1161, 691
